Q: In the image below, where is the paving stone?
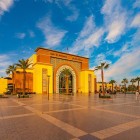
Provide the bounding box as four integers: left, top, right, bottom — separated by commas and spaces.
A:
99, 104, 140, 116
0, 106, 32, 117
105, 126, 140, 140
0, 99, 19, 106
0, 115, 73, 140
0, 94, 139, 140
79, 134, 99, 140
47, 108, 136, 133
31, 103, 81, 112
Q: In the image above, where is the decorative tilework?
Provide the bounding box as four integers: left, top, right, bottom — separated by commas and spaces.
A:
51, 57, 81, 72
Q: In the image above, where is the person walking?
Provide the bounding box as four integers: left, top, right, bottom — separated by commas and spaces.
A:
135, 90, 139, 101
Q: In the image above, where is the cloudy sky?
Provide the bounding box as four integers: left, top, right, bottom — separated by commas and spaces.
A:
0, 0, 140, 83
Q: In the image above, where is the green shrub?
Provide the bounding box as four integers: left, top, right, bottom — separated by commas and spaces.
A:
17, 94, 29, 98
0, 94, 8, 98
99, 94, 111, 98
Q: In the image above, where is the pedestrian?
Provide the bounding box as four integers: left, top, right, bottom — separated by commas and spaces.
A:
135, 90, 139, 101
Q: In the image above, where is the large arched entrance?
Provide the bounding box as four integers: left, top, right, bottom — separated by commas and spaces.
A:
59, 69, 73, 93
56, 65, 76, 94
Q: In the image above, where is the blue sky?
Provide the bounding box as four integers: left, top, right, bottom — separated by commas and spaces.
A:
0, 0, 140, 83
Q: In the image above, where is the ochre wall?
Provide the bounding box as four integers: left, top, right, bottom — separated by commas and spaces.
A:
33, 63, 53, 94
28, 54, 37, 67
3, 48, 97, 95
14, 69, 33, 92
35, 48, 89, 70
0, 78, 7, 94
80, 70, 96, 94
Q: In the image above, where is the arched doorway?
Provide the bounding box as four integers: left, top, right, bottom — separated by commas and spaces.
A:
56, 65, 76, 94
59, 69, 73, 94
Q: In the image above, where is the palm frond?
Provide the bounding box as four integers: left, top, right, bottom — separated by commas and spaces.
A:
135, 77, 140, 81
109, 80, 116, 84
6, 64, 16, 75
101, 62, 106, 67
16, 59, 32, 70
104, 63, 109, 69
95, 66, 101, 70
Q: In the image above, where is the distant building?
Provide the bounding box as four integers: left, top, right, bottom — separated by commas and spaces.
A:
0, 77, 12, 94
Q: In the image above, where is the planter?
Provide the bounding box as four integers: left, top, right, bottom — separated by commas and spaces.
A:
0, 94, 8, 98
99, 94, 111, 98
17, 94, 29, 98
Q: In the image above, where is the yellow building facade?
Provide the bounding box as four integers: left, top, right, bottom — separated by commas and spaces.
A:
28, 47, 96, 94
1, 47, 97, 95
0, 78, 7, 94
0, 78, 13, 94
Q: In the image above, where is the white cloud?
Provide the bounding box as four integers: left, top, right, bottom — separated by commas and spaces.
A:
101, 0, 127, 43
69, 16, 104, 55
131, 13, 140, 28
94, 54, 112, 65
92, 27, 140, 83
46, 0, 53, 3
56, 0, 79, 21
37, 16, 67, 47
0, 0, 14, 16
79, 16, 95, 38
105, 48, 140, 83
66, 6, 79, 21
113, 43, 132, 57
0, 54, 12, 76
15, 33, 26, 39
94, 48, 140, 82
133, 0, 140, 8
103, 29, 140, 83
0, 55, 9, 61
105, 20, 126, 43
84, 28, 104, 48
29, 31, 35, 38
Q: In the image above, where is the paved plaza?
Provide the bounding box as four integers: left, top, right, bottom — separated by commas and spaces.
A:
0, 93, 140, 140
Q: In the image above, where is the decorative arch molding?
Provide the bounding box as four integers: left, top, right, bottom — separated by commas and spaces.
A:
56, 65, 76, 94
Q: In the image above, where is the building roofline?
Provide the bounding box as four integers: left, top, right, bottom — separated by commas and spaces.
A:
35, 47, 89, 59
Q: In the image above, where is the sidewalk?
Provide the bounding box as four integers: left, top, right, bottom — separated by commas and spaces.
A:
0, 93, 139, 140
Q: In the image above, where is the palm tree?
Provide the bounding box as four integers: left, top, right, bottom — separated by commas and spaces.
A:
135, 77, 140, 92
121, 78, 128, 92
95, 62, 110, 95
16, 59, 32, 95
109, 80, 116, 92
6, 64, 17, 94
130, 78, 136, 91
130, 78, 136, 86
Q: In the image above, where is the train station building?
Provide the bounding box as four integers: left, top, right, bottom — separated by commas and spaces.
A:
1, 47, 97, 95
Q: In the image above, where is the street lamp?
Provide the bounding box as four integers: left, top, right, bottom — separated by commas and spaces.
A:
47, 75, 50, 100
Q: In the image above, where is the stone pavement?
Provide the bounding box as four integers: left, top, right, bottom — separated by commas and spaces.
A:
0, 93, 140, 140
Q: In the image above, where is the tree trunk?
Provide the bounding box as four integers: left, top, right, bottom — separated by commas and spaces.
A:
23, 70, 26, 95
66, 75, 69, 94
12, 72, 15, 94
112, 83, 113, 92
125, 84, 126, 93
101, 69, 105, 95
138, 81, 139, 92
132, 82, 133, 91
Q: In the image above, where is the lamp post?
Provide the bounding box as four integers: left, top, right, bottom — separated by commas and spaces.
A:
47, 75, 50, 100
